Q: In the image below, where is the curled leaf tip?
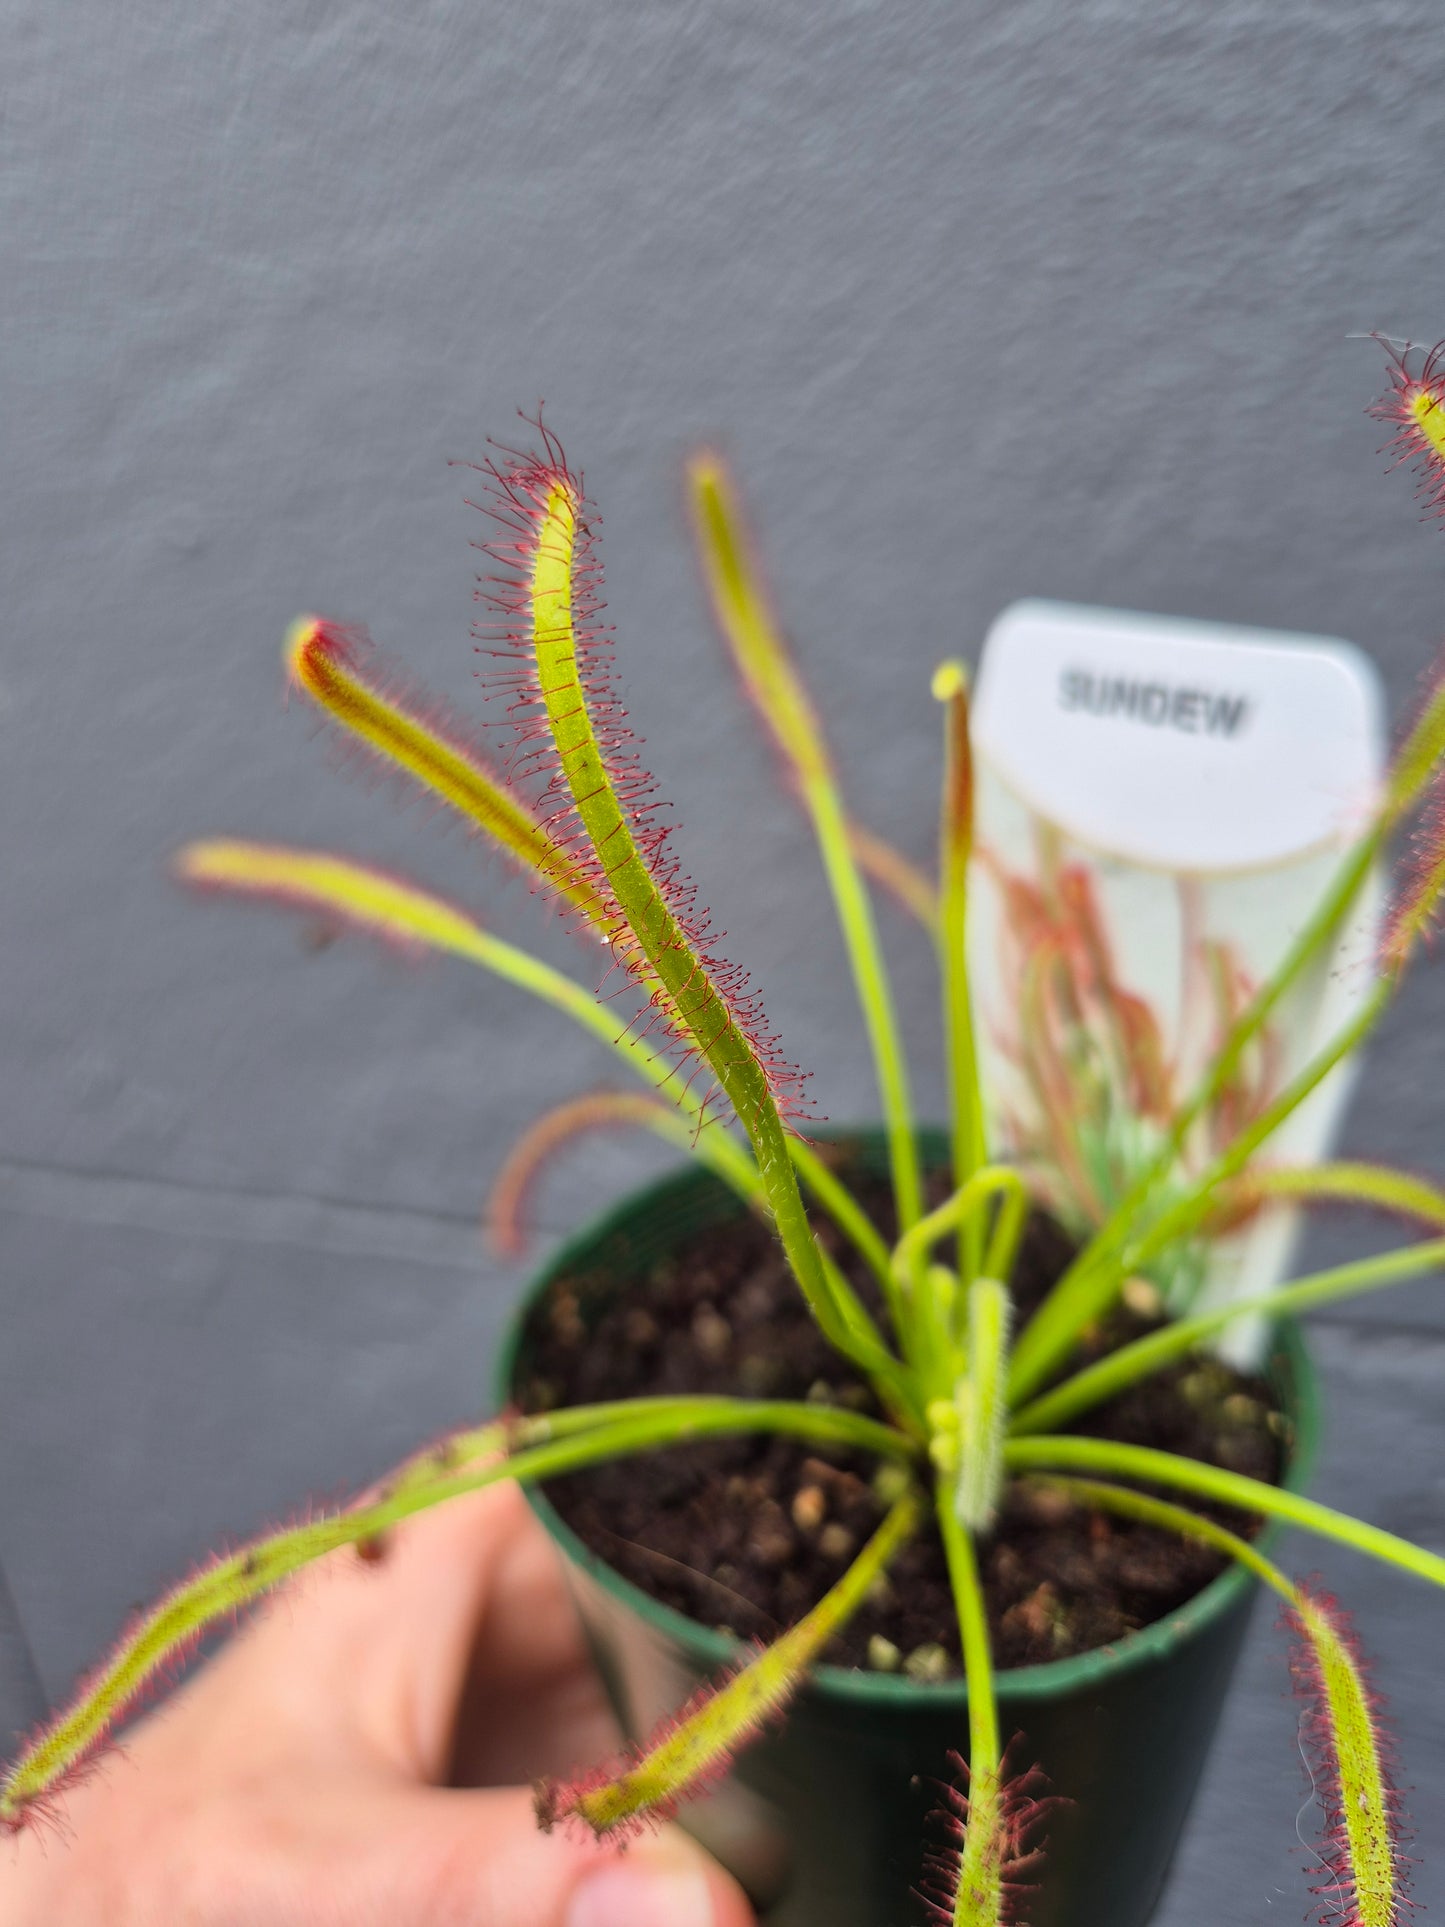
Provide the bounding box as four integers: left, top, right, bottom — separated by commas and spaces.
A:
1379, 653, 1445, 970
285, 615, 387, 719
536, 1492, 918, 1841
279, 612, 598, 914
284, 612, 330, 679
1369, 335, 1445, 522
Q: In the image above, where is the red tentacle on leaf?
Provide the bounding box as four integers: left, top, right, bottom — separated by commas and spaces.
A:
1284, 1587, 1412, 1927
463, 419, 809, 1125
487, 1089, 723, 1257
916, 1747, 1053, 1927
1369, 336, 1445, 523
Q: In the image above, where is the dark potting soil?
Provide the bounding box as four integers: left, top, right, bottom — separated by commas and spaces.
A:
516, 1158, 1288, 1677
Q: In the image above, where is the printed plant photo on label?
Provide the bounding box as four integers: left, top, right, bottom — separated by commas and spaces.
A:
968, 770, 1383, 1342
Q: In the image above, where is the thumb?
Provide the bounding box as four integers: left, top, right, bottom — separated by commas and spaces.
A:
382, 1782, 758, 1927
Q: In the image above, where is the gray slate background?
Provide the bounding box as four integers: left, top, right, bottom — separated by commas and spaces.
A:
4, 1, 1445, 1916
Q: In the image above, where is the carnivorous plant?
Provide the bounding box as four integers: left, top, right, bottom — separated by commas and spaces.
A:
8, 346, 1445, 1924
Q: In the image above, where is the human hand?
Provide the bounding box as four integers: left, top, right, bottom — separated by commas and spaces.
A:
0, 1481, 758, 1926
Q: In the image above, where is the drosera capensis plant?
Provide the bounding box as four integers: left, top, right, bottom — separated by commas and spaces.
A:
8, 355, 1445, 1923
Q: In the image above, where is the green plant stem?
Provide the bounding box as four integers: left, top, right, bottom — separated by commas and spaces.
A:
809, 780, 926, 1234
935, 1494, 1000, 1779
1009, 1236, 1445, 1436
688, 455, 923, 1233
1003, 1435, 1445, 1590
934, 662, 987, 1280
894, 1168, 1027, 1291
982, 1181, 1028, 1284
934, 1489, 1006, 1927
815, 1253, 927, 1429
1009, 974, 1391, 1405
523, 1393, 919, 1460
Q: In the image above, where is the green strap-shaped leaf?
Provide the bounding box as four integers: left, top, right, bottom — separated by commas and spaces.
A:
1218, 1157, 1445, 1228
933, 661, 988, 1280
520, 464, 900, 1384
1288, 1589, 1405, 1927
688, 451, 923, 1231
932, 1493, 1013, 1927
0, 1397, 913, 1831
285, 617, 605, 922
1004, 1434, 1445, 1591
1031, 1476, 1406, 1927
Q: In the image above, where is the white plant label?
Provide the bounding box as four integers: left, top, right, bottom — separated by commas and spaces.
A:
968, 600, 1386, 1357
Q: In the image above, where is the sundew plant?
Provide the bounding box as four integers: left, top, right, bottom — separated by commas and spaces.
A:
8, 351, 1445, 1924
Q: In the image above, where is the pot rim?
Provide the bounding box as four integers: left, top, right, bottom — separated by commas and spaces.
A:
495, 1139, 1319, 1710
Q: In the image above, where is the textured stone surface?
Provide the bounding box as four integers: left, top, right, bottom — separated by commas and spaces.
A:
4, 1, 1445, 1913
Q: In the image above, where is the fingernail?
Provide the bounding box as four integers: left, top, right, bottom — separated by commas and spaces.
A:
566, 1857, 715, 1927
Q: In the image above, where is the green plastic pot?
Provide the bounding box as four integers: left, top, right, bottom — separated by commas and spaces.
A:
496, 1138, 1318, 1927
